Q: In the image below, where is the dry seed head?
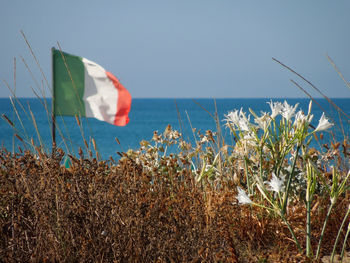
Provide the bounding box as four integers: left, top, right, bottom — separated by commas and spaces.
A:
84, 139, 88, 149
152, 131, 161, 142
2, 114, 14, 127
332, 142, 340, 150
164, 124, 172, 137
308, 100, 313, 115
35, 146, 43, 159
92, 138, 97, 151
75, 115, 81, 126
206, 130, 215, 142
15, 134, 24, 142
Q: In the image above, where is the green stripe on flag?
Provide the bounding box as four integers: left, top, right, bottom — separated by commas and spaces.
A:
53, 50, 86, 117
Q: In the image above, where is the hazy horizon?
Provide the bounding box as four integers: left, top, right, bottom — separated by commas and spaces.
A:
2, 96, 348, 100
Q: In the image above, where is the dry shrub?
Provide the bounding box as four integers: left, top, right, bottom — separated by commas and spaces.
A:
0, 148, 348, 262
0, 148, 237, 262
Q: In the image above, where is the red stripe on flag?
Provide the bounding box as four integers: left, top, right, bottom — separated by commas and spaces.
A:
106, 71, 132, 126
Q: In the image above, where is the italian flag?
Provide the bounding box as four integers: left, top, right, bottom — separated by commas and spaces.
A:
52, 49, 131, 126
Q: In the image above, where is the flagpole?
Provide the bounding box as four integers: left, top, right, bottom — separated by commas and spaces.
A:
51, 47, 56, 153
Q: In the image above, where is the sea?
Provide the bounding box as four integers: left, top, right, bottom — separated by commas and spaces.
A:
1, 98, 349, 160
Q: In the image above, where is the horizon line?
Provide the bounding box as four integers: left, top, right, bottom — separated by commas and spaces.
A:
1, 96, 349, 99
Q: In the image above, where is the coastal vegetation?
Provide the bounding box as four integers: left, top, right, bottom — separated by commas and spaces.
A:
1, 98, 349, 262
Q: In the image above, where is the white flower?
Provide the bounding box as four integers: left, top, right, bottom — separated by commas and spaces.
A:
224, 110, 240, 127
255, 112, 271, 131
267, 101, 283, 119
236, 187, 252, 205
314, 113, 334, 132
281, 101, 299, 122
224, 108, 251, 132
293, 110, 313, 130
294, 111, 305, 123
243, 132, 255, 141
238, 109, 251, 132
265, 173, 285, 193
242, 132, 258, 147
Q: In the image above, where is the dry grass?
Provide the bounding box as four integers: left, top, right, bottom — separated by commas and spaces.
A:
0, 145, 349, 262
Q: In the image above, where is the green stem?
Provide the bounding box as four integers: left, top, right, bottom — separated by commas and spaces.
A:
259, 147, 263, 181
281, 143, 301, 216
316, 202, 335, 259
244, 158, 251, 195
306, 161, 315, 259
281, 213, 302, 252
306, 188, 312, 258
251, 202, 274, 212
340, 214, 350, 261
331, 205, 350, 262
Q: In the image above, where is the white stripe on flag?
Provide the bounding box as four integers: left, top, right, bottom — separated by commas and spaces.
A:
82, 58, 119, 124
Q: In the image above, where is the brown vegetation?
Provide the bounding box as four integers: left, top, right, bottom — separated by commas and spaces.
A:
0, 146, 348, 262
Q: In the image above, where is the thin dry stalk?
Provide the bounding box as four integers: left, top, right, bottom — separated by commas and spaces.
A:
273, 57, 350, 122
20, 30, 50, 90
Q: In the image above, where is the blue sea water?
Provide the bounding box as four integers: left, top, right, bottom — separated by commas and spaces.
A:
0, 98, 349, 160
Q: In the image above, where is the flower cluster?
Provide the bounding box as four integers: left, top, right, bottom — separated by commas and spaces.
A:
226, 100, 334, 213
225, 100, 333, 135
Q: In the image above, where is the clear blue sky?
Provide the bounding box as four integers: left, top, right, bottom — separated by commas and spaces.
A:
1, 0, 350, 98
